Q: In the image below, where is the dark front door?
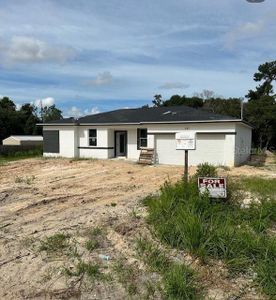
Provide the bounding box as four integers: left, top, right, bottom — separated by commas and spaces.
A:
115, 131, 127, 157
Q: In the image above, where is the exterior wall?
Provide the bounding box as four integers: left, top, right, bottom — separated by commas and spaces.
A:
43, 126, 77, 158
78, 126, 110, 159
147, 123, 237, 167
234, 123, 252, 166
42, 122, 251, 167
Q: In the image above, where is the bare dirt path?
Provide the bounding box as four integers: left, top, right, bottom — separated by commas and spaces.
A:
0, 158, 183, 299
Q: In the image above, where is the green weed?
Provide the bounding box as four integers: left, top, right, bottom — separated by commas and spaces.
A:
144, 177, 276, 297
136, 238, 202, 300
38, 233, 71, 255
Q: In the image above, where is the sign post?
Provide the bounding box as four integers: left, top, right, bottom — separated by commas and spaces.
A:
176, 131, 196, 182
184, 150, 188, 182
198, 177, 227, 198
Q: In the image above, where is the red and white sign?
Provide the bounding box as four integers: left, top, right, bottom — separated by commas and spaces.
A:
198, 177, 227, 198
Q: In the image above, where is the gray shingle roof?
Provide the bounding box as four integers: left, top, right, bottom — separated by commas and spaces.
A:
40, 105, 242, 125
77, 105, 239, 124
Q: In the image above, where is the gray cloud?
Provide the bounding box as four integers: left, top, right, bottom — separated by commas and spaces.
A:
224, 12, 276, 49
0, 36, 76, 64
84, 71, 113, 86
159, 82, 190, 90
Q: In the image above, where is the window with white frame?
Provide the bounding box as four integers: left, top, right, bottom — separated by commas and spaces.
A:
89, 129, 97, 146
137, 128, 147, 149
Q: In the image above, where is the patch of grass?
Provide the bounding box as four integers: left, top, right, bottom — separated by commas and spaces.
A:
15, 175, 35, 184
64, 261, 106, 281
0, 148, 42, 165
144, 178, 276, 297
83, 226, 103, 252
164, 264, 199, 300
136, 238, 202, 300
38, 233, 71, 255
85, 240, 100, 252
136, 238, 170, 273
113, 259, 139, 296
238, 177, 276, 199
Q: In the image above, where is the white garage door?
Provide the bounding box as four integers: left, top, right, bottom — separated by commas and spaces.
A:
155, 134, 225, 166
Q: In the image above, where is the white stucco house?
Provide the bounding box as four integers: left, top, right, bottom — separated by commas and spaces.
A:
39, 105, 252, 167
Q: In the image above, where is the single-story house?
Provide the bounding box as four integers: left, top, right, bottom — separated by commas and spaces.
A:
39, 105, 252, 167
2, 135, 43, 146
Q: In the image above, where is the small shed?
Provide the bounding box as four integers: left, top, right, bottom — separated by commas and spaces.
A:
2, 135, 43, 146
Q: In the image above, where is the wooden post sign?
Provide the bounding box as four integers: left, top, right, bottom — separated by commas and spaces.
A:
176, 131, 196, 181
198, 177, 227, 198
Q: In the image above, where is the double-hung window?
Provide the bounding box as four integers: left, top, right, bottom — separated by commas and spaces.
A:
89, 129, 97, 146
137, 128, 147, 149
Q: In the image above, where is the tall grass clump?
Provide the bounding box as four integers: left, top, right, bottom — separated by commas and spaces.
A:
136, 237, 202, 300
144, 175, 276, 297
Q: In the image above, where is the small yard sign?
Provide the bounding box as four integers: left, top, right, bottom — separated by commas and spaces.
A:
198, 177, 227, 198
175, 131, 196, 150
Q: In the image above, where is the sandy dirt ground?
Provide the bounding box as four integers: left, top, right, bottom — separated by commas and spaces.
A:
0, 158, 183, 299
0, 157, 274, 299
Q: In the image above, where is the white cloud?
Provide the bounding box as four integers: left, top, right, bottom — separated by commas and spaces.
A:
67, 106, 100, 118
1, 36, 76, 64
34, 97, 55, 107
85, 71, 113, 86
15, 103, 22, 110
84, 107, 100, 115
159, 82, 190, 90
67, 106, 82, 118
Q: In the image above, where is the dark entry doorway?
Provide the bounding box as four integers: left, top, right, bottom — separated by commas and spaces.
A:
115, 131, 127, 157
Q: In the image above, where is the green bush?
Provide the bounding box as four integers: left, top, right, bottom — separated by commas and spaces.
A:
145, 179, 276, 297
195, 163, 218, 178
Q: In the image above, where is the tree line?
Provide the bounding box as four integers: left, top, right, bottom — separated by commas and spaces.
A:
0, 97, 62, 144
152, 61, 276, 149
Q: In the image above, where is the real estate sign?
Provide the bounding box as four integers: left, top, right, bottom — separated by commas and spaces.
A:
198, 177, 227, 198
175, 131, 196, 150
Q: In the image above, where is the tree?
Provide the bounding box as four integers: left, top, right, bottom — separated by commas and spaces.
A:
19, 104, 40, 135
0, 96, 63, 144
203, 98, 242, 118
246, 60, 276, 148
194, 89, 216, 100
41, 105, 63, 122
152, 94, 163, 107
161, 95, 204, 108
0, 97, 20, 143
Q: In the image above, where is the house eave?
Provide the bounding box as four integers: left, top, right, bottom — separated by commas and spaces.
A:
38, 119, 253, 128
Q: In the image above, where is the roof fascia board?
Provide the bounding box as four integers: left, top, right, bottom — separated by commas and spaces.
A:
38, 120, 253, 128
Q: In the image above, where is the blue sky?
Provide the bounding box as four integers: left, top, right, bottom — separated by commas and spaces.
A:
0, 0, 275, 117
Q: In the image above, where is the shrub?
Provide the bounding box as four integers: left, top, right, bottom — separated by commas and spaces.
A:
195, 163, 218, 178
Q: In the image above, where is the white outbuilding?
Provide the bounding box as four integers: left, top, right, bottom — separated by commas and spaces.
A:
2, 135, 43, 146
39, 105, 252, 167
